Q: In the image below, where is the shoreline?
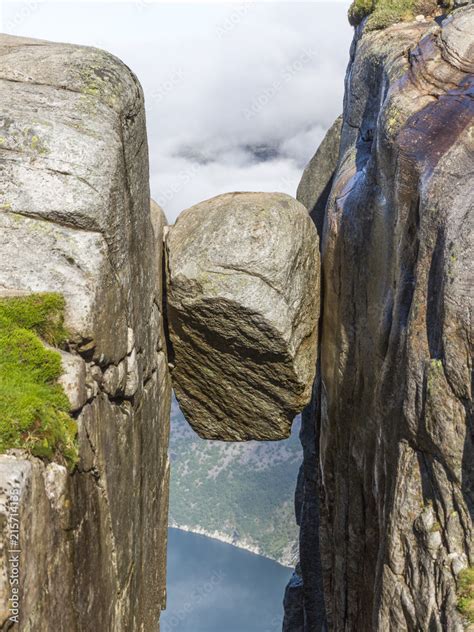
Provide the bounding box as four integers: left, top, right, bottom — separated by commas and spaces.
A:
169, 522, 294, 568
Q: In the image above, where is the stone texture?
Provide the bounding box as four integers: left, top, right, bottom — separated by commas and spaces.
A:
296, 116, 342, 240
166, 191, 320, 441
286, 113, 344, 630
284, 378, 326, 632
289, 7, 473, 631
283, 569, 305, 632
0, 456, 75, 631
0, 35, 171, 631
102, 360, 127, 397
58, 350, 87, 412
0, 33, 153, 365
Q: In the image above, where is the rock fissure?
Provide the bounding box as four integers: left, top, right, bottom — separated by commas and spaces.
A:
0, 209, 103, 235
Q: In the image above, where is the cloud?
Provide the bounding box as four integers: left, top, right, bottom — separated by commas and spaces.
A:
151, 153, 304, 216
2, 1, 353, 221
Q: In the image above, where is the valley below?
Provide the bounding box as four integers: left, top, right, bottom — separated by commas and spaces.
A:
169, 397, 301, 567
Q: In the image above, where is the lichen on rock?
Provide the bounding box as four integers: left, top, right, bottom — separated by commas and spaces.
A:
0, 292, 78, 467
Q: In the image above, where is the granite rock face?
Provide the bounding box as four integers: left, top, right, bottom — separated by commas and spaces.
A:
284, 381, 327, 632
284, 116, 343, 632
296, 116, 342, 240
0, 457, 75, 630
166, 192, 320, 441
287, 7, 474, 631
0, 35, 171, 631
286, 115, 344, 631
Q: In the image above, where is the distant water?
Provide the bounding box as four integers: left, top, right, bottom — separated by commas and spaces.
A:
161, 528, 292, 632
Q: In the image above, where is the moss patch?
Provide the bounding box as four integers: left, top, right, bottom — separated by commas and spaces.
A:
0, 293, 78, 468
349, 0, 375, 25
458, 566, 474, 624
427, 358, 445, 395
348, 0, 441, 29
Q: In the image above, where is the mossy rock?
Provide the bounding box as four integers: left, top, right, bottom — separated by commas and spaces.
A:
348, 0, 442, 29
0, 293, 78, 468
349, 0, 374, 25
458, 566, 474, 624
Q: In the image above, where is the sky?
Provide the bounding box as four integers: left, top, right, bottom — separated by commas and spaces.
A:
1, 1, 353, 222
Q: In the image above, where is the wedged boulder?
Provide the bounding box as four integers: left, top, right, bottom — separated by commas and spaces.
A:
166, 192, 320, 441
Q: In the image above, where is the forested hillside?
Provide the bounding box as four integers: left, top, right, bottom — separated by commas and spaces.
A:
169, 397, 301, 566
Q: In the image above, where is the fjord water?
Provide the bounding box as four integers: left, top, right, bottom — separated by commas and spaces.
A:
161, 528, 292, 632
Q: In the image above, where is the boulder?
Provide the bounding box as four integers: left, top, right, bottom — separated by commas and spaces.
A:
166, 191, 320, 441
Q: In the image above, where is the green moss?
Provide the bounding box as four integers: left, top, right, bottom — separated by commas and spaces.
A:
348, 0, 374, 25
0, 293, 78, 468
0, 293, 68, 345
348, 0, 441, 29
458, 566, 474, 624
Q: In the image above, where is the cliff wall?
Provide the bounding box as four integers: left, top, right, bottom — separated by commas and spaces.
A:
286, 6, 473, 631
0, 35, 171, 631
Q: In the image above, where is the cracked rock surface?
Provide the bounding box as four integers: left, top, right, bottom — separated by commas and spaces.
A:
0, 34, 171, 632
286, 7, 474, 631
166, 192, 320, 441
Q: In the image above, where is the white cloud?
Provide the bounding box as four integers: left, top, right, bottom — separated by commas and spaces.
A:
2, 1, 353, 221
151, 152, 303, 214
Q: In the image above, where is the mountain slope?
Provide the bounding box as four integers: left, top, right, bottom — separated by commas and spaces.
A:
169, 397, 301, 566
